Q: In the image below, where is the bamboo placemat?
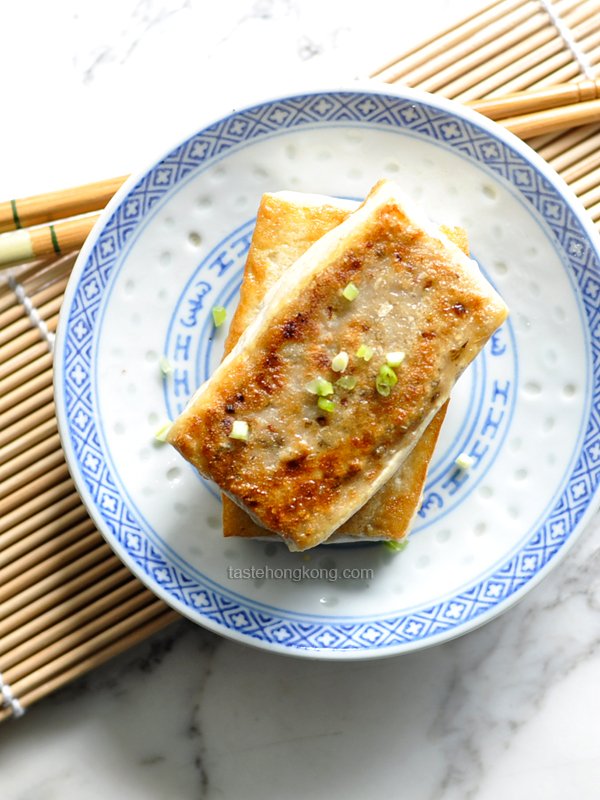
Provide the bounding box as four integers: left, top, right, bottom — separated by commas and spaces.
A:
372, 0, 600, 225
1, 0, 600, 722
0, 253, 180, 723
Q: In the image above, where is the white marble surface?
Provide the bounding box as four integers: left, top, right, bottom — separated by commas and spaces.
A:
4, 1, 600, 798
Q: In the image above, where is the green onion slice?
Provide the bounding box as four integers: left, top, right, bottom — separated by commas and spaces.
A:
376, 364, 397, 396
159, 355, 174, 376
378, 364, 398, 386
212, 306, 227, 327
356, 344, 374, 361
336, 375, 358, 390
331, 351, 349, 372
305, 377, 334, 396
455, 452, 475, 469
384, 540, 408, 552
342, 282, 359, 301
229, 420, 249, 441
386, 351, 405, 368
317, 396, 335, 413
154, 421, 172, 442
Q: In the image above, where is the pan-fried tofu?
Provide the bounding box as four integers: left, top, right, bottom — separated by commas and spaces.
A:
167, 179, 509, 550
223, 399, 448, 543
220, 190, 454, 544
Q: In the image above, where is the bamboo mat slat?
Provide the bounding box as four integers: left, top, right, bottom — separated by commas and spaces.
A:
372, 0, 600, 226
2, 0, 600, 722
0, 254, 177, 721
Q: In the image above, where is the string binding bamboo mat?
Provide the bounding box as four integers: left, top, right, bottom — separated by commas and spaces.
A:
1, 0, 600, 723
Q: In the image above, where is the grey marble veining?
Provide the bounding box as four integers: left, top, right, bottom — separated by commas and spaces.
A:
4, 515, 600, 798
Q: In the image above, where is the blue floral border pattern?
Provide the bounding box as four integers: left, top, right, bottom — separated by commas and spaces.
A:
62, 91, 600, 651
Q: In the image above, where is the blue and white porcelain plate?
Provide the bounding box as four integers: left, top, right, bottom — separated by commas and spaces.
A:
54, 85, 600, 659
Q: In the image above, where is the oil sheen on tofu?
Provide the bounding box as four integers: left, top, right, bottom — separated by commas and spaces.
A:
167, 180, 509, 551
221, 191, 469, 546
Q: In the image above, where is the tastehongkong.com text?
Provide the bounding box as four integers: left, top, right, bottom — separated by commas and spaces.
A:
226, 566, 374, 582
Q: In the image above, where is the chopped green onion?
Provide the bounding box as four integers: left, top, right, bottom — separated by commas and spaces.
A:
386, 351, 405, 368
342, 282, 359, 301
159, 355, 174, 376
455, 452, 475, 469
356, 344, 374, 361
317, 396, 335, 413
376, 364, 397, 396
212, 306, 227, 327
331, 351, 349, 372
378, 364, 398, 386
305, 377, 334, 396
384, 540, 408, 552
229, 420, 249, 441
336, 375, 358, 390
154, 421, 172, 442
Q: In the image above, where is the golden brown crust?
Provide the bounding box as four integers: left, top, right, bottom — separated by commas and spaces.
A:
168, 181, 508, 550
222, 193, 459, 544
439, 225, 469, 257
224, 194, 354, 354
224, 400, 448, 541
336, 399, 448, 538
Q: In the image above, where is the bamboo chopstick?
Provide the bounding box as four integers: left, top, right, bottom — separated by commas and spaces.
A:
0, 80, 597, 273
0, 175, 128, 235
0, 78, 598, 271
498, 96, 600, 135
466, 78, 600, 117
0, 214, 100, 269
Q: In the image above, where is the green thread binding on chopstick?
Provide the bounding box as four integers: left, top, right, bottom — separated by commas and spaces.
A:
10, 200, 22, 230
49, 225, 61, 255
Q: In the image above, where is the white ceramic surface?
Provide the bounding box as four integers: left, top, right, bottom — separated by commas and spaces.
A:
54, 84, 600, 659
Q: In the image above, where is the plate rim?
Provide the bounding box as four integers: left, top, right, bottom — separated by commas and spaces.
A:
53, 82, 600, 660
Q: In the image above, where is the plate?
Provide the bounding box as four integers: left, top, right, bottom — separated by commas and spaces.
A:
54, 85, 600, 659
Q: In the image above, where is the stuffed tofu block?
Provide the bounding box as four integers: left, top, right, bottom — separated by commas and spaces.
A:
223, 398, 448, 543
167, 179, 509, 551
220, 190, 456, 545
